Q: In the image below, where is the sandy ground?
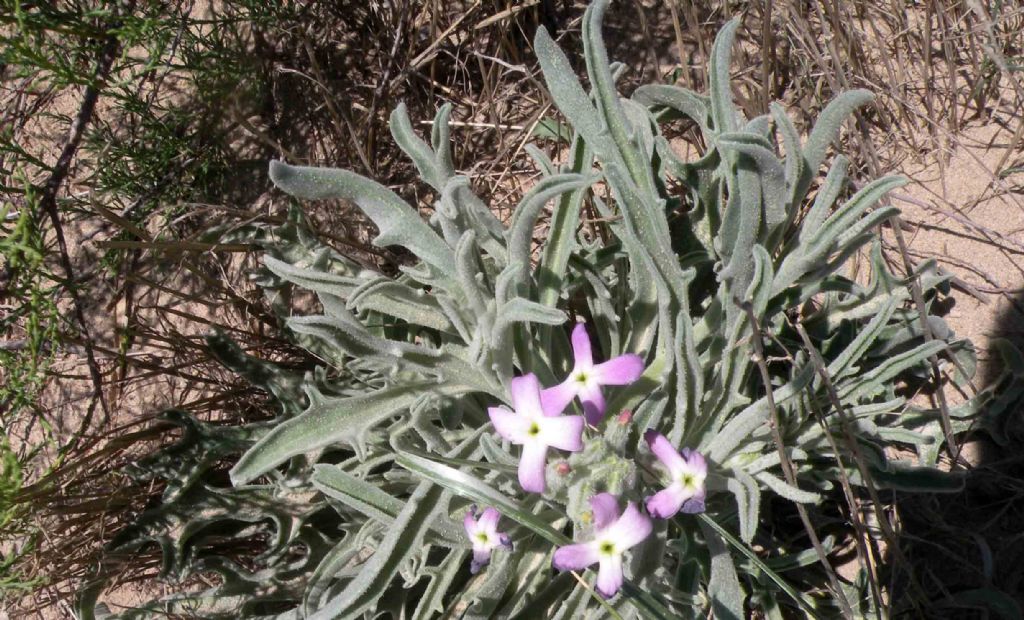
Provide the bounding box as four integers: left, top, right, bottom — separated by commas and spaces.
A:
894, 122, 1024, 387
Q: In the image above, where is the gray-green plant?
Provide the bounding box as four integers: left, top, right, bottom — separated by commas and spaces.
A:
77, 2, 1023, 618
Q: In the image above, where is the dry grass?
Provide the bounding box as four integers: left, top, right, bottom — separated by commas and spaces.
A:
3, 0, 1024, 617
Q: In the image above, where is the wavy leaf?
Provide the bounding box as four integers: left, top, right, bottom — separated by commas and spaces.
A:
269, 160, 456, 282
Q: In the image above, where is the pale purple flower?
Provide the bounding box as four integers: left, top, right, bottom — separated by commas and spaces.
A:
488, 373, 585, 493
644, 430, 708, 518
541, 322, 645, 425
552, 493, 653, 598
463, 506, 512, 573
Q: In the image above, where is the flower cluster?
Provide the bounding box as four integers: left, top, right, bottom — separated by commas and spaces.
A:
464, 323, 710, 598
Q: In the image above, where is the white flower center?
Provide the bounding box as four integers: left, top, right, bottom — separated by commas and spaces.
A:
679, 472, 704, 491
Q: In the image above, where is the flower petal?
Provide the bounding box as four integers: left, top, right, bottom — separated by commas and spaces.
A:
644, 430, 687, 475
645, 485, 687, 520
603, 501, 653, 549
681, 448, 708, 477
579, 383, 606, 426
589, 493, 620, 531
680, 486, 707, 514
518, 441, 549, 493
539, 415, 584, 452
570, 322, 593, 368
478, 507, 501, 535
489, 406, 530, 443
463, 510, 478, 536
595, 554, 624, 598
509, 373, 544, 418
470, 547, 491, 574
592, 354, 644, 385
552, 542, 600, 571
539, 380, 578, 417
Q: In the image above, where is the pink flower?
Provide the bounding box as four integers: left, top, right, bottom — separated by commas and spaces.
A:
488, 374, 585, 493
541, 323, 645, 425
463, 506, 512, 573
644, 430, 707, 518
552, 493, 653, 598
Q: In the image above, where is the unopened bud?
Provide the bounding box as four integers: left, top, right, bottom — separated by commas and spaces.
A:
617, 410, 633, 425
555, 461, 572, 476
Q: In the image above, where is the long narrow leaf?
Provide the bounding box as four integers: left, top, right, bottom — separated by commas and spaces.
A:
396, 451, 569, 545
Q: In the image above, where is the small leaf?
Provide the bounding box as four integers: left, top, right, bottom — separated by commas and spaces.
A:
507, 173, 594, 283
532, 117, 573, 143
494, 298, 567, 331
727, 469, 761, 543
838, 340, 946, 402
633, 84, 712, 135
508, 572, 576, 620
753, 471, 821, 504
390, 102, 448, 191
796, 155, 849, 243
432, 103, 455, 180
534, 27, 615, 159
801, 90, 874, 192
303, 522, 374, 614
708, 19, 741, 133
348, 278, 454, 332
867, 461, 965, 493
825, 297, 898, 381
699, 517, 745, 620
537, 137, 592, 309
705, 365, 815, 461
264, 254, 367, 300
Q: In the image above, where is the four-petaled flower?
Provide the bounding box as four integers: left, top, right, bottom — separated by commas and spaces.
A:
489, 373, 585, 493
552, 493, 653, 598
644, 430, 708, 518
463, 506, 512, 573
541, 322, 645, 425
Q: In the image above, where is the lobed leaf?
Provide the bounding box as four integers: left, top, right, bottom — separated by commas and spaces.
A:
230, 381, 473, 484
269, 160, 456, 284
